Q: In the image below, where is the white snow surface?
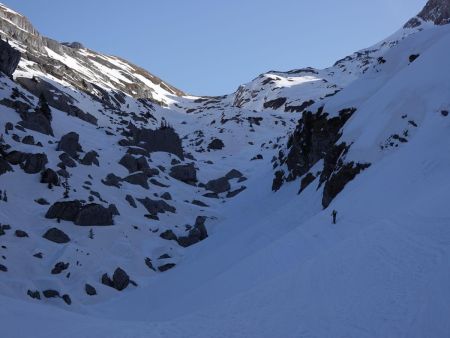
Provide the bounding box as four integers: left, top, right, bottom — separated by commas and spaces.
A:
1, 3, 450, 338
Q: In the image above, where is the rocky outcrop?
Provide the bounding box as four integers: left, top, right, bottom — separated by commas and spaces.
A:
318, 143, 370, 208
405, 0, 450, 27
102, 173, 122, 188
5, 151, 48, 174
80, 151, 99, 166
56, 132, 82, 158
124, 172, 149, 189
207, 138, 225, 150
74, 204, 114, 226
101, 267, 130, 291
119, 154, 149, 173
123, 124, 184, 160
45, 200, 82, 222
40, 168, 60, 187
177, 216, 208, 248
170, 163, 197, 185
205, 177, 230, 194
45, 201, 115, 226
0, 157, 12, 175
20, 153, 47, 174
42, 227, 71, 244
17, 77, 98, 125
273, 107, 355, 191
137, 198, 176, 216
0, 38, 20, 76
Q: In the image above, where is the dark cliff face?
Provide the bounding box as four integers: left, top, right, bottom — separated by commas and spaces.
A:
0, 39, 20, 76
405, 0, 450, 28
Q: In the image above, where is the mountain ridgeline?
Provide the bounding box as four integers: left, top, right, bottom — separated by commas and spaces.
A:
1, 1, 450, 336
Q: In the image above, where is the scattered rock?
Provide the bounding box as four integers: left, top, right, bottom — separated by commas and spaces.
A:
160, 230, 178, 241
80, 150, 99, 166
59, 152, 77, 168
169, 163, 197, 185
125, 194, 137, 208
27, 290, 41, 300
51, 262, 69, 274
102, 173, 122, 188
62, 294, 72, 305
20, 153, 48, 174
42, 228, 71, 244
75, 204, 114, 226
145, 258, 156, 271
40, 168, 60, 187
14, 229, 29, 238
43, 289, 60, 298
138, 198, 176, 215
119, 154, 149, 173
226, 186, 246, 198
45, 200, 82, 222
207, 138, 225, 150
161, 192, 172, 201
124, 172, 149, 189
225, 169, 243, 180
56, 132, 82, 158
205, 177, 230, 194
158, 263, 176, 272
85, 284, 97, 296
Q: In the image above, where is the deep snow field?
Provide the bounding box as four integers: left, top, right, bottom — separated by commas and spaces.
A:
1, 1, 450, 337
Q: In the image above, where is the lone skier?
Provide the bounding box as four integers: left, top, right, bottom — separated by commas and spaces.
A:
332, 210, 337, 224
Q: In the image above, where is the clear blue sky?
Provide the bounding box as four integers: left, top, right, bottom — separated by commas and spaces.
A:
2, 0, 425, 95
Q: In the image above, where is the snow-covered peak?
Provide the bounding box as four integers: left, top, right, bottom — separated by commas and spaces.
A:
405, 0, 450, 28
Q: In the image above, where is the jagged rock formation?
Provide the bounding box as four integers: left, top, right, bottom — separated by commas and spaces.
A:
0, 38, 20, 76
405, 0, 450, 27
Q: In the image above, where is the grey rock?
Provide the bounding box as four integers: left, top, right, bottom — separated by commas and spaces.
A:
207, 138, 225, 150
74, 203, 114, 226
21, 135, 35, 145
42, 227, 71, 244
40, 168, 60, 186
125, 194, 137, 208
169, 163, 197, 184
43, 289, 60, 298
45, 200, 82, 222
20, 153, 48, 174
138, 197, 176, 215
112, 267, 130, 291
0, 158, 12, 175
80, 150, 99, 166
158, 263, 175, 272
119, 154, 148, 173
59, 152, 77, 168
14, 229, 28, 238
124, 172, 149, 189
0, 38, 20, 76
85, 284, 97, 296
102, 173, 122, 188
205, 177, 230, 194
56, 132, 82, 158
225, 169, 243, 180
160, 229, 178, 241
161, 192, 172, 201
51, 261, 69, 274
226, 186, 247, 198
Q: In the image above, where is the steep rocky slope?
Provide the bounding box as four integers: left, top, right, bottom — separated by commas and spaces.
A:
1, 1, 450, 337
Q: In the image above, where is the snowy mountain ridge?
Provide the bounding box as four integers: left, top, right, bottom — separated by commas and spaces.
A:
1, 1, 450, 337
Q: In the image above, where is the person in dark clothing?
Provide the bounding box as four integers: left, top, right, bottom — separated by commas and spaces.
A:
332, 210, 337, 224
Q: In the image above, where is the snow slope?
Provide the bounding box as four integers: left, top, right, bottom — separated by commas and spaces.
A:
1, 1, 450, 337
